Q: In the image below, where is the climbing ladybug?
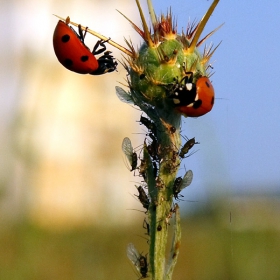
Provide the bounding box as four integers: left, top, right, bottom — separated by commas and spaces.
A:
169, 72, 215, 117
53, 17, 117, 75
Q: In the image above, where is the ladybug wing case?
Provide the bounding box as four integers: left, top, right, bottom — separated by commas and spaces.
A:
53, 20, 99, 74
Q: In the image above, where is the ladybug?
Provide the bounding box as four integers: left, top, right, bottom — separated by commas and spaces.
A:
169, 71, 214, 117
53, 17, 117, 75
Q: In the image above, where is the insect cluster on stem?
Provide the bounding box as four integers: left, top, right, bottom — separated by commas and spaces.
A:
117, 0, 221, 276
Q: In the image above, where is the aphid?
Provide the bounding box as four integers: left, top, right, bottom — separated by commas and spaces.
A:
147, 143, 157, 161
165, 206, 175, 225
169, 71, 215, 117
165, 204, 179, 225
122, 137, 138, 171
53, 17, 117, 75
127, 243, 148, 279
115, 86, 134, 104
157, 224, 162, 231
171, 149, 178, 163
148, 132, 157, 145
179, 137, 199, 158
146, 133, 159, 161
138, 159, 147, 180
166, 162, 179, 175
173, 170, 193, 200
170, 126, 176, 134
135, 186, 150, 211
139, 115, 157, 138
155, 176, 164, 189
161, 147, 179, 174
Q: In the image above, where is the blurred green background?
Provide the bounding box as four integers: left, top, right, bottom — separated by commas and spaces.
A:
1, 197, 280, 280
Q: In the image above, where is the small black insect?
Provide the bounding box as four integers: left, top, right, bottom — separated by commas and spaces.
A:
173, 170, 193, 200
139, 115, 157, 138
179, 137, 199, 158
127, 243, 148, 279
122, 137, 138, 171
170, 126, 176, 134
135, 186, 150, 211
138, 159, 147, 180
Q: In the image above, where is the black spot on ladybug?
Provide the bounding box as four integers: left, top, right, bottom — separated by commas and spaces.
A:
64, 59, 73, 67
211, 97, 214, 105
193, 99, 202, 109
61, 34, 70, 43
205, 81, 210, 88
81, 55, 89, 62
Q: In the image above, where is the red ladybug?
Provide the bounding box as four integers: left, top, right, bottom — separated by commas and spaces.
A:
169, 72, 215, 117
53, 17, 117, 75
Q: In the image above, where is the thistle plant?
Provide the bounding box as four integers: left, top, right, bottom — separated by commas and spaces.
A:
54, 0, 221, 279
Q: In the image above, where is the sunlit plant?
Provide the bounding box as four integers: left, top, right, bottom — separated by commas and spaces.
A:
53, 0, 221, 279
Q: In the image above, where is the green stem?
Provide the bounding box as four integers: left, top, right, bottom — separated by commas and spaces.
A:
165, 203, 181, 280
142, 111, 181, 279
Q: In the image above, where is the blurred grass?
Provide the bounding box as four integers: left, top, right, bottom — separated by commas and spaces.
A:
0, 200, 280, 280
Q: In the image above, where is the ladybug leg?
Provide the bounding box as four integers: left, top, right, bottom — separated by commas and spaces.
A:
90, 51, 118, 75
181, 71, 193, 84
92, 38, 110, 55
181, 62, 194, 81
78, 25, 89, 43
